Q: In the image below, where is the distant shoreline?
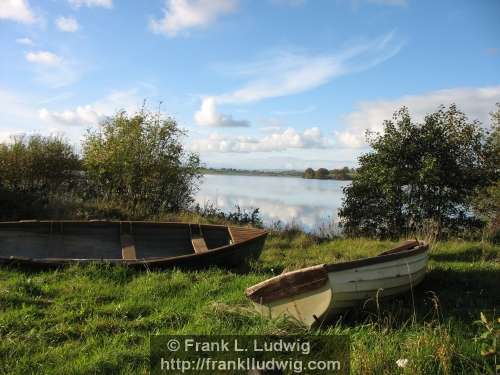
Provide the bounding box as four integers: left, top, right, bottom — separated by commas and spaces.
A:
201, 168, 353, 181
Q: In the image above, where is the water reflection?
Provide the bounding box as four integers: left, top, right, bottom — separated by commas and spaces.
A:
194, 174, 349, 232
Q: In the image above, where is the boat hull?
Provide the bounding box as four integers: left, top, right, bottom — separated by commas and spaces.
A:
246, 240, 429, 327
0, 220, 267, 269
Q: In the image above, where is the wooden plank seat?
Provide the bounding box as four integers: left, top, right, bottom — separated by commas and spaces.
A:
190, 224, 209, 254
121, 234, 136, 260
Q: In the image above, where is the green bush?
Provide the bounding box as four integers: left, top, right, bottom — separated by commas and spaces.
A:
340, 104, 494, 239
0, 135, 80, 219
82, 109, 202, 215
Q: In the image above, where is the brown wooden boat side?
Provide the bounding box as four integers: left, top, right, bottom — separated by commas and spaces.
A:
0, 220, 268, 269
245, 264, 328, 304
378, 239, 419, 255
229, 226, 267, 244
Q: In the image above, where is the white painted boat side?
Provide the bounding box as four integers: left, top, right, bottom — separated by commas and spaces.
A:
329, 254, 427, 288
331, 266, 427, 295
252, 283, 333, 327
250, 247, 428, 327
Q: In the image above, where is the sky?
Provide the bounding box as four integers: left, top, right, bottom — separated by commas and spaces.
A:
1, 0, 499, 170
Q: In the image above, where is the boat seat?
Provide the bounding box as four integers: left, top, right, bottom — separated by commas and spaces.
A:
190, 224, 209, 254
121, 234, 136, 260
229, 226, 265, 244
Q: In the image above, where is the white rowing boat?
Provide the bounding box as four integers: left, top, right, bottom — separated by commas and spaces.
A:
245, 240, 429, 327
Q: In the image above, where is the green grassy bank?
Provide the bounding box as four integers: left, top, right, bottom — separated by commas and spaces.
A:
0, 232, 498, 374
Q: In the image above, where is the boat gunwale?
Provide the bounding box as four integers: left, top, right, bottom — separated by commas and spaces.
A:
245, 241, 429, 303
0, 220, 268, 266
324, 242, 429, 272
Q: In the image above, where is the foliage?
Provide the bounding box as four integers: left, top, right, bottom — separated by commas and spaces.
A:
473, 103, 500, 243
484, 103, 500, 181
192, 202, 263, 227
340, 105, 491, 239
304, 167, 315, 179
0, 134, 80, 193
202, 167, 303, 178
303, 166, 355, 180
473, 182, 500, 243
82, 109, 202, 215
474, 312, 499, 374
315, 167, 330, 179
330, 166, 355, 180
0, 135, 80, 219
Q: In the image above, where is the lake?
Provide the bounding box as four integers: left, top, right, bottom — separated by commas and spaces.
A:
194, 174, 350, 232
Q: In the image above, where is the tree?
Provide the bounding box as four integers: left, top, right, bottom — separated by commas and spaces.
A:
304, 168, 315, 179
0, 135, 80, 219
339, 105, 490, 238
483, 103, 500, 182
330, 167, 353, 180
315, 168, 330, 179
472, 103, 500, 242
473, 181, 500, 243
0, 134, 80, 194
82, 109, 202, 214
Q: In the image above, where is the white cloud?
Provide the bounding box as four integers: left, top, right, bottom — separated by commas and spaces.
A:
335, 86, 500, 148
0, 0, 35, 23
219, 33, 402, 105
39, 106, 100, 127
39, 89, 143, 128
0, 88, 82, 146
0, 87, 148, 148
25, 51, 80, 87
150, 0, 237, 37
191, 127, 331, 153
56, 16, 79, 32
0, 88, 40, 130
68, 0, 112, 8
16, 37, 33, 45
25, 51, 62, 66
194, 32, 402, 127
194, 96, 249, 127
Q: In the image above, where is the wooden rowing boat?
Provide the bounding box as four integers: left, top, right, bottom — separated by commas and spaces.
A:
245, 240, 429, 327
0, 220, 267, 269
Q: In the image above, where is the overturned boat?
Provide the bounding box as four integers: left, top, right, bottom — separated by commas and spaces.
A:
0, 220, 267, 268
246, 240, 429, 327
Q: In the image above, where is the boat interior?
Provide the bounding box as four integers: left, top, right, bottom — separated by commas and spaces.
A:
0, 221, 234, 260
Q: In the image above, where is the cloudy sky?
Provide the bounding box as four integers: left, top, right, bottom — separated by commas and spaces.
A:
1, 0, 499, 169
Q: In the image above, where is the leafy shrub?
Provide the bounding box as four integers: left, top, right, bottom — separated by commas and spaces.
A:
192, 202, 263, 227
340, 105, 494, 239
82, 109, 202, 215
0, 135, 80, 219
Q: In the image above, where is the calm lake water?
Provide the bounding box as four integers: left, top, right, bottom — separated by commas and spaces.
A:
194, 174, 350, 232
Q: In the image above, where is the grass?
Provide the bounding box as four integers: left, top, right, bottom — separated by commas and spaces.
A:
0, 231, 498, 374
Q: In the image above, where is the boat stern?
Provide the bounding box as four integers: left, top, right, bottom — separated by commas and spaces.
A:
245, 264, 333, 327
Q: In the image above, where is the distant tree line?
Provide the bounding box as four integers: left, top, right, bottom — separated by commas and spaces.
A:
0, 108, 202, 220
303, 167, 355, 180
201, 168, 303, 178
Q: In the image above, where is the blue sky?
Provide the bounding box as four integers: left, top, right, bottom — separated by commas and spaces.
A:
1, 0, 499, 169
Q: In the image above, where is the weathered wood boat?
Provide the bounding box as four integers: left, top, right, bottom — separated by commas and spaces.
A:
0, 220, 267, 268
246, 240, 429, 327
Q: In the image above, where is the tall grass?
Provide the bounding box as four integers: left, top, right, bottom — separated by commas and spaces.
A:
0, 232, 498, 374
